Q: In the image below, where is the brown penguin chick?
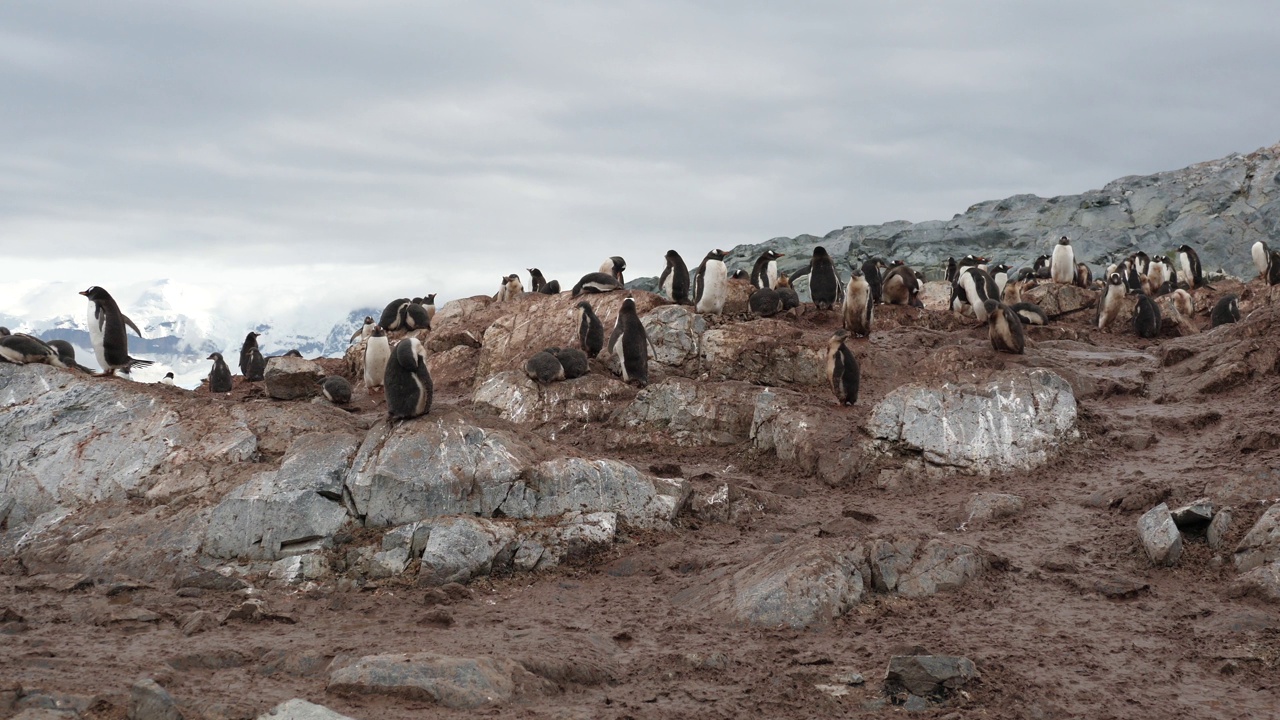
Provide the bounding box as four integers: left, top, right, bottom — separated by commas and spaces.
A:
983, 299, 1025, 354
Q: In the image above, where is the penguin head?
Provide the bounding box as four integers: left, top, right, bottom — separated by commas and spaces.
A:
775, 273, 792, 288
425, 294, 437, 303
0, 327, 8, 336
164, 372, 175, 379
813, 246, 829, 258
207, 352, 223, 361
611, 256, 627, 272
1107, 273, 1123, 286
372, 325, 386, 337
284, 349, 303, 357
1177, 244, 1193, 253
991, 263, 1011, 275
850, 267, 864, 278
730, 269, 749, 280
982, 298, 1001, 317
831, 329, 850, 342
1058, 236, 1071, 246
79, 286, 111, 301
891, 259, 905, 267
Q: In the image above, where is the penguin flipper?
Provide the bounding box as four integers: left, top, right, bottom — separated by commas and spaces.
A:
123, 314, 145, 338
607, 323, 624, 357
127, 357, 155, 369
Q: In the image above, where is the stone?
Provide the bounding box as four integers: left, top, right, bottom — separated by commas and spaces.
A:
264, 356, 325, 400
700, 321, 826, 387
497, 458, 690, 527
867, 369, 1077, 473
177, 610, 218, 637
1023, 283, 1097, 318
174, 569, 248, 592
202, 467, 350, 561
1230, 561, 1280, 603
128, 678, 182, 720
884, 655, 979, 696
1138, 503, 1183, 566
618, 378, 761, 446
367, 546, 411, 579
328, 652, 530, 709
1208, 507, 1233, 550
256, 699, 357, 720
417, 516, 517, 586
749, 389, 825, 475
894, 540, 989, 598
269, 554, 330, 584
640, 304, 707, 368
472, 371, 635, 425
960, 493, 1025, 527
1234, 504, 1280, 572
1170, 497, 1214, 533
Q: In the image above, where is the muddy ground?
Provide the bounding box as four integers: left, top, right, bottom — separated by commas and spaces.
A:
4, 279, 1280, 720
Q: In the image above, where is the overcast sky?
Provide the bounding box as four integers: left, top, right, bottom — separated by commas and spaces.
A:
2, 1, 1278, 325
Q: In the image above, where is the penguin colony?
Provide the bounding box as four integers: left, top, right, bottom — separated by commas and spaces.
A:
0, 238, 1265, 415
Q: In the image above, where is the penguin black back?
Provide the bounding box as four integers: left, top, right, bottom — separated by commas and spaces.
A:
1209, 294, 1240, 328
861, 258, 887, 303
385, 338, 433, 419
808, 246, 840, 310
207, 352, 233, 393
659, 249, 691, 304
826, 330, 860, 406
572, 272, 621, 297
379, 298, 410, 330
240, 332, 265, 381
1133, 293, 1162, 339
608, 296, 649, 387
750, 250, 784, 290
576, 301, 605, 358
321, 376, 353, 404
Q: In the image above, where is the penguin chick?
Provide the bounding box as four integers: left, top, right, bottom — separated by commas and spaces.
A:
825, 329, 860, 406
385, 337, 433, 420
575, 301, 605, 358
842, 269, 873, 337
321, 376, 353, 404
549, 346, 590, 379
1210, 294, 1240, 328
207, 352, 233, 393
240, 332, 266, 381
525, 350, 566, 384
748, 288, 783, 317
983, 299, 1026, 354
350, 316, 375, 343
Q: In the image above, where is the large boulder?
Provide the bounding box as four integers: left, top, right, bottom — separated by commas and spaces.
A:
1138, 503, 1183, 566
700, 320, 826, 386
472, 371, 636, 425
328, 652, 539, 709
1023, 283, 1097, 318
418, 516, 518, 586
749, 388, 826, 475
617, 378, 761, 446
1235, 504, 1280, 572
264, 356, 325, 400
641, 304, 707, 368
868, 537, 989, 598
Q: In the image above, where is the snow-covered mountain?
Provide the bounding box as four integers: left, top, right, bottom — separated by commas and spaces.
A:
0, 279, 376, 389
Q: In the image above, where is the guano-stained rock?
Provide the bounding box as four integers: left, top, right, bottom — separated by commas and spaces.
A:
1138, 503, 1183, 566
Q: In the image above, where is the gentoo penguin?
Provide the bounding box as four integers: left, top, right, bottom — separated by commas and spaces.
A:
159, 372, 175, 386
378, 298, 409, 331
571, 272, 621, 297
575, 301, 605, 358
983, 299, 1026, 354
600, 256, 627, 284
524, 350, 565, 384
806, 246, 840, 310
953, 266, 999, 322
239, 332, 266, 381
1032, 254, 1052, 279
424, 294, 438, 321
207, 352, 233, 393
1210, 294, 1241, 328
1097, 273, 1127, 330
730, 269, 750, 280
1270, 251, 1280, 286
658, 249, 691, 305
283, 349, 303, 358
1075, 263, 1093, 289
861, 258, 888, 304
825, 329, 860, 406
1252, 241, 1271, 280
1170, 288, 1194, 319
0, 327, 8, 336
881, 264, 923, 307
1129, 251, 1151, 278
748, 288, 783, 317
384, 337, 433, 420
608, 296, 649, 387
1145, 258, 1170, 296
79, 286, 153, 376
1050, 237, 1075, 284
1010, 302, 1048, 326
498, 274, 524, 302
549, 346, 590, 379
842, 268, 874, 337
1121, 260, 1144, 294
945, 257, 958, 284
350, 316, 375, 343
775, 274, 801, 310
989, 264, 1011, 297
1176, 244, 1206, 289
750, 250, 785, 289
321, 376, 352, 404
694, 249, 729, 314
1133, 293, 1162, 338
364, 326, 390, 390
47, 339, 93, 373
0, 333, 61, 366
541, 280, 561, 295
399, 301, 431, 331
1002, 276, 1025, 305
528, 268, 548, 293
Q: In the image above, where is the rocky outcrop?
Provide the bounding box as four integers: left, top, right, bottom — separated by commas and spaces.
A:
701, 320, 825, 386
1235, 504, 1280, 572
264, 356, 326, 400
472, 371, 636, 425
618, 377, 761, 446
642, 304, 706, 368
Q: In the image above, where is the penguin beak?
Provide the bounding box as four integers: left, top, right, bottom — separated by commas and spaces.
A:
78, 290, 89, 297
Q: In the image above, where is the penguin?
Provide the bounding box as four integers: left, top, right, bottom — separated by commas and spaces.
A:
825, 329, 860, 406
600, 256, 627, 284
1032, 254, 1052, 279
1133, 293, 1162, 338
424, 294, 438, 321
842, 268, 874, 337
1129, 251, 1151, 278
350, 316, 375, 343
658, 249, 691, 305
861, 258, 888, 303
775, 273, 801, 310
47, 339, 93, 373
1002, 276, 1024, 305
693, 249, 729, 314
399, 301, 432, 331
953, 267, 999, 322
364, 326, 390, 390
730, 269, 750, 280
524, 350, 565, 384
945, 257, 958, 284
1176, 244, 1206, 289
207, 352, 233, 393
541, 280, 561, 295
528, 268, 548, 293
498, 274, 524, 302
1170, 288, 1194, 319
989, 264, 1011, 296
1050, 237, 1075, 284
608, 296, 649, 387
1010, 302, 1048, 326
806, 246, 840, 310
283, 349, 303, 358
549, 346, 590, 379
0, 327, 8, 336
1075, 263, 1093, 289
321, 376, 352, 404
1270, 250, 1280, 286
1097, 273, 1127, 331
748, 288, 783, 317
385, 337, 433, 420
983, 299, 1026, 354
159, 372, 175, 386
378, 298, 409, 331
571, 272, 621, 297
1121, 260, 1144, 294
575, 301, 605, 358
881, 264, 923, 307
1252, 241, 1271, 280
958, 254, 990, 272
0, 333, 62, 366
1210, 294, 1241, 328
750, 250, 785, 290
1145, 258, 1170, 296
79, 286, 153, 376
239, 332, 266, 381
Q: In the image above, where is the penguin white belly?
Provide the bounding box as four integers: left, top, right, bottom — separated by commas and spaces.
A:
661, 272, 674, 299
767, 261, 779, 289
696, 262, 728, 313
1253, 242, 1269, 277
411, 373, 429, 414
1178, 252, 1193, 285
364, 338, 390, 388
961, 273, 987, 321
87, 302, 107, 370
1050, 246, 1075, 283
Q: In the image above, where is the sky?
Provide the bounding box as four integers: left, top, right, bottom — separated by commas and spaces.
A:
2, 1, 1278, 327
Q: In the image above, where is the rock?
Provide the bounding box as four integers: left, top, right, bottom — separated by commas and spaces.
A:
1138, 503, 1183, 566
515, 511, 618, 571
472, 371, 635, 425
1023, 283, 1097, 318
256, 699, 357, 720
749, 389, 825, 475
960, 493, 1025, 526
367, 546, 411, 579
128, 678, 182, 720
269, 554, 330, 584
177, 610, 218, 637
1208, 507, 1233, 550
641, 305, 707, 368
174, 568, 248, 592
498, 458, 690, 527
1234, 504, 1280, 572
867, 369, 1077, 473
1230, 561, 1280, 603
10, 710, 80, 719
870, 538, 989, 598
1170, 497, 1215, 533
884, 655, 979, 697
618, 378, 761, 446
417, 516, 517, 586
264, 356, 325, 400
328, 652, 535, 709
700, 321, 826, 386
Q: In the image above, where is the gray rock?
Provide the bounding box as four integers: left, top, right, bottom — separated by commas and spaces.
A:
202, 467, 350, 560
1023, 283, 1096, 318
1230, 561, 1280, 604
641, 304, 707, 367
960, 493, 1025, 527
418, 516, 517, 586
367, 546, 412, 579
382, 521, 430, 558
128, 678, 182, 720
1170, 497, 1215, 533
1234, 504, 1280, 572
618, 378, 761, 446
868, 369, 1077, 473
870, 538, 988, 598
885, 655, 979, 696
496, 458, 689, 527
278, 433, 361, 500
328, 652, 527, 708
472, 371, 635, 425
264, 356, 325, 400
269, 554, 330, 583
700, 321, 826, 386
749, 389, 824, 475
1208, 507, 1232, 550
256, 699, 357, 720
1138, 503, 1183, 566
10, 711, 80, 720
514, 511, 617, 571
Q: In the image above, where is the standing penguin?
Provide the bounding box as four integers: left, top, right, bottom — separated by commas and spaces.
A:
364, 326, 390, 390
1032, 254, 1053, 279
600, 256, 627, 284
1252, 241, 1271, 281
953, 267, 1000, 322
350, 316, 376, 343
1270, 251, 1280, 286
1050, 237, 1075, 284
423, 294, 438, 322
385, 337, 433, 419
1176, 244, 1206, 289
750, 250, 785, 290
658, 249, 691, 305
945, 257, 959, 284
1075, 263, 1093, 289
694, 249, 729, 314
497, 274, 524, 302
1097, 272, 1127, 331
79, 286, 153, 376
1133, 293, 1162, 339
575, 301, 605, 358
807, 246, 840, 310
983, 299, 1026, 354
239, 332, 266, 381
528, 268, 547, 293
207, 352, 233, 393
608, 296, 649, 387
1210, 294, 1241, 328
861, 258, 887, 304
378, 298, 409, 330
825, 329, 860, 406
842, 268, 874, 337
